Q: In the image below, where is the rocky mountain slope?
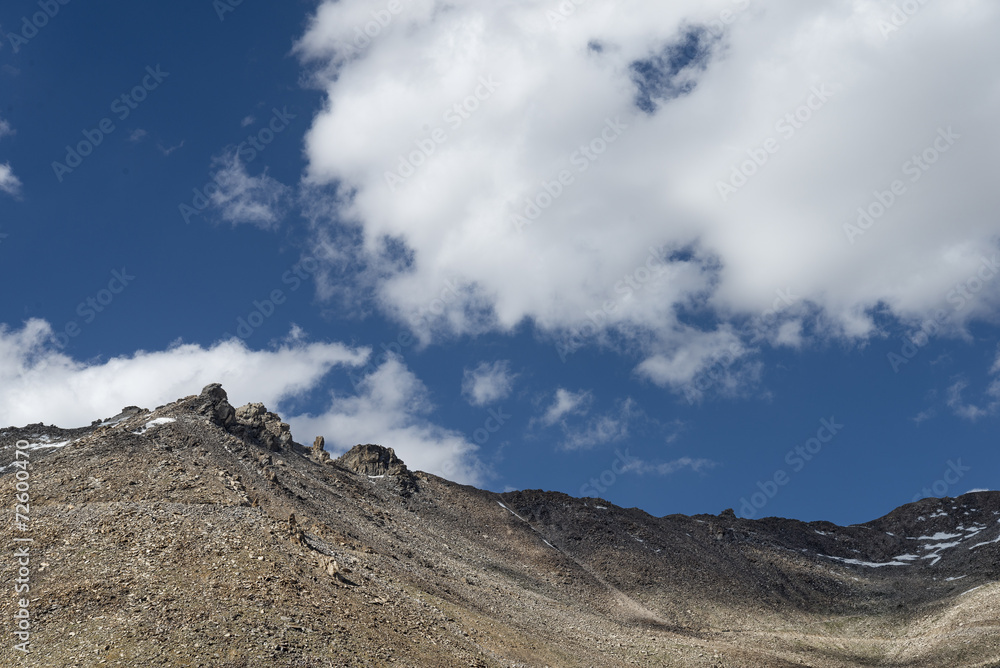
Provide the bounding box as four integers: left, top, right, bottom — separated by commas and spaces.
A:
2, 384, 998, 667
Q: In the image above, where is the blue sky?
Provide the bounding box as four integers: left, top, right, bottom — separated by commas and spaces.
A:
1, 0, 999, 526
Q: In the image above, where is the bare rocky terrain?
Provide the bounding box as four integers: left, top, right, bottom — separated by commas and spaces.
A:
2, 384, 999, 667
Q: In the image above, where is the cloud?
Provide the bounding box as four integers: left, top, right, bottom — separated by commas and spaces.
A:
536, 388, 637, 449
549, 396, 638, 451
0, 163, 21, 198
158, 140, 185, 156
945, 378, 999, 421
129, 129, 148, 143
461, 360, 515, 406
540, 388, 592, 426
290, 356, 487, 485
946, 350, 1000, 421
0, 118, 20, 198
636, 327, 745, 387
562, 405, 633, 450
0, 320, 484, 483
294, 0, 1000, 395
208, 149, 291, 229
0, 319, 367, 428
241, 115, 256, 127
620, 455, 716, 476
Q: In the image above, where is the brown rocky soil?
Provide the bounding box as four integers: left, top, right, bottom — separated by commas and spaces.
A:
2, 384, 998, 667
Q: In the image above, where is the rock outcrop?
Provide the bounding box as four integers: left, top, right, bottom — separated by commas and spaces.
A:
197, 383, 296, 452
312, 435, 330, 462
336, 443, 417, 494
336, 443, 409, 477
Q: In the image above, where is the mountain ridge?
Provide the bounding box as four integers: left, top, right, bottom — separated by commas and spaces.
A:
2, 384, 998, 667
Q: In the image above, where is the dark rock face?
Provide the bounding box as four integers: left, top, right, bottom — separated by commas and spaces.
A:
336, 444, 417, 495
232, 402, 294, 452
198, 382, 236, 428
336, 443, 410, 477
196, 383, 295, 452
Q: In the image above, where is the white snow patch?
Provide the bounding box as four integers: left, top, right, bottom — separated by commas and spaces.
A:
821, 555, 911, 568
969, 533, 1000, 550
946, 575, 967, 581
14, 440, 73, 451
917, 532, 963, 541
497, 500, 528, 522
960, 585, 983, 596
132, 417, 176, 435
595, 505, 607, 510
923, 541, 962, 551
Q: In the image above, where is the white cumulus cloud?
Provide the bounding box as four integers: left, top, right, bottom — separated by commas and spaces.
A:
461, 360, 516, 406
294, 0, 1000, 397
